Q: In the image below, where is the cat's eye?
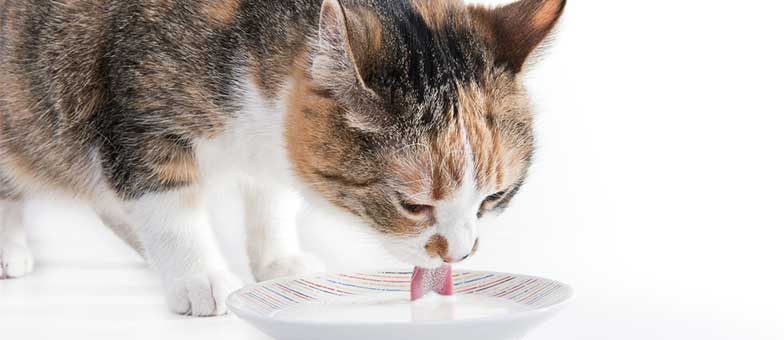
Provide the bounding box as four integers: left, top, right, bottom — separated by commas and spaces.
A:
477, 190, 507, 218
400, 201, 434, 216
484, 190, 507, 203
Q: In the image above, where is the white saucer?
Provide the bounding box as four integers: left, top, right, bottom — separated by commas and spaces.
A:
229, 270, 573, 340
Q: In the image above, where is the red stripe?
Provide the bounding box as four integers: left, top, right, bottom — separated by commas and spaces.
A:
300, 279, 354, 296
338, 274, 410, 284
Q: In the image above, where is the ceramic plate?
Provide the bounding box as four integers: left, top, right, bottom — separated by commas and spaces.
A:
229, 270, 573, 340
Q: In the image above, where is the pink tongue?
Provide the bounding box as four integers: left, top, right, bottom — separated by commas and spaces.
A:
410, 264, 453, 301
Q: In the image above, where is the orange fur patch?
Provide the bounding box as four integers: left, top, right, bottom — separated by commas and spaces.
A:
389, 150, 432, 203
201, 0, 241, 26
286, 73, 335, 185
532, 0, 563, 30
429, 118, 467, 200
155, 150, 199, 186
457, 78, 533, 192
425, 234, 449, 259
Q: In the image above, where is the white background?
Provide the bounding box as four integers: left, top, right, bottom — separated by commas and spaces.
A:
2, 0, 783, 339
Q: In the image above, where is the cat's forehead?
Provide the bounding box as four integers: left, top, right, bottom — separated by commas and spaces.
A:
387, 80, 533, 201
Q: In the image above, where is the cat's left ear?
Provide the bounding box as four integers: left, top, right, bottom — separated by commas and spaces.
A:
312, 0, 387, 131
469, 0, 566, 74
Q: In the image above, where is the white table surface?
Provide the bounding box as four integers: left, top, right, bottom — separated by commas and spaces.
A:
1, 193, 782, 340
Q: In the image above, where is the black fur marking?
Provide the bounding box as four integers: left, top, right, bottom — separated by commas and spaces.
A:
349, 1, 487, 129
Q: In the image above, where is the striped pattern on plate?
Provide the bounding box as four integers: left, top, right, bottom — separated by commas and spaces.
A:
235, 270, 571, 315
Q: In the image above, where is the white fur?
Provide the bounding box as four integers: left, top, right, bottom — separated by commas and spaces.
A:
195, 75, 324, 277
0, 200, 34, 279
124, 187, 242, 316
242, 181, 325, 281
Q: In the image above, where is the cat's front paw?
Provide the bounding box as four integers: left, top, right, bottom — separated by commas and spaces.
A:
254, 253, 325, 282
0, 242, 34, 279
162, 270, 243, 317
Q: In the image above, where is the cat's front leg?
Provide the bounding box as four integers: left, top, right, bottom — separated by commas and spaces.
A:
243, 183, 324, 282
0, 199, 34, 279
127, 187, 242, 316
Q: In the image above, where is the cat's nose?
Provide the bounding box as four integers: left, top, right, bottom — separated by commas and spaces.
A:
426, 234, 479, 263
443, 238, 479, 264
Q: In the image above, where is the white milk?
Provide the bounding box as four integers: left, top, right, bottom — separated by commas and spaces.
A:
272, 294, 520, 323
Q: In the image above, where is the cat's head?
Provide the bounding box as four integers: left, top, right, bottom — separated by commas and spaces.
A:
287, 0, 565, 268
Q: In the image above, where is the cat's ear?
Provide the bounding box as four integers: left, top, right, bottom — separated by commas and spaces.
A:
469, 0, 566, 73
312, 0, 387, 131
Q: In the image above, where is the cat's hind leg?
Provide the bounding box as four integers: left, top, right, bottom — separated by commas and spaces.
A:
0, 199, 34, 279
243, 183, 324, 282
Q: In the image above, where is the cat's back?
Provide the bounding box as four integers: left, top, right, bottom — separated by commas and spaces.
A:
0, 0, 115, 194
0, 0, 324, 198
0, 0, 253, 197
0, 0, 237, 123
0, 0, 111, 120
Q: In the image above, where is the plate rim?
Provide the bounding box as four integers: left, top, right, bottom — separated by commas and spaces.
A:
228, 269, 574, 327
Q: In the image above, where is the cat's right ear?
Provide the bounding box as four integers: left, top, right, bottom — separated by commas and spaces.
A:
312, 0, 387, 132
469, 0, 566, 74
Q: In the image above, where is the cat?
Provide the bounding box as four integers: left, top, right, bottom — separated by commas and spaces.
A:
0, 0, 565, 316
